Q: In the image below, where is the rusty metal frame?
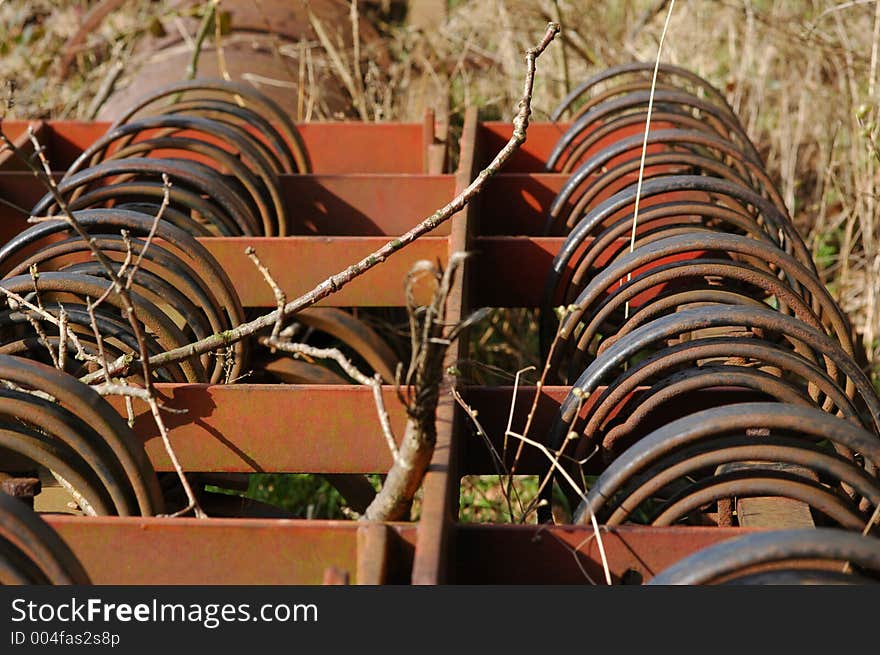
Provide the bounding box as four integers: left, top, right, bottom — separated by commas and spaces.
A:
0, 117, 809, 585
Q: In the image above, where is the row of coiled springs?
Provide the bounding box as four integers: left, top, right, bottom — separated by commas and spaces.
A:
0, 79, 316, 387
537, 63, 880, 583
0, 79, 391, 583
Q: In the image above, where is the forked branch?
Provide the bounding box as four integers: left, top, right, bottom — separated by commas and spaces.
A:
81, 21, 561, 383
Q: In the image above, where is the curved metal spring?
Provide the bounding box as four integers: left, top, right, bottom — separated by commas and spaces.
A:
647, 528, 880, 584
30, 79, 308, 237
547, 130, 786, 229
538, 64, 879, 531
263, 307, 400, 386
0, 209, 247, 384
572, 403, 880, 529
543, 231, 854, 382
64, 114, 288, 236
0, 492, 91, 584
106, 79, 310, 175
552, 62, 740, 123
549, 63, 759, 167
548, 91, 762, 174
550, 304, 880, 436
0, 355, 162, 517
33, 157, 261, 237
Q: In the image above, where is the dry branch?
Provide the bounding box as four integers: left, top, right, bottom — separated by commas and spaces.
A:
82, 21, 561, 384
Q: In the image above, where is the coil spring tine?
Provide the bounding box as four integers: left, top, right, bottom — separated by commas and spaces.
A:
590, 344, 865, 451
601, 437, 877, 523
567, 337, 860, 468
293, 308, 401, 384
549, 306, 880, 452
0, 316, 170, 381
0, 491, 90, 583
574, 403, 880, 523
10, 237, 231, 382
563, 260, 828, 379
559, 138, 786, 223
551, 109, 760, 175
547, 89, 762, 172
647, 528, 880, 584
543, 232, 852, 373
68, 113, 287, 235
35, 158, 261, 236
0, 355, 162, 515
86, 136, 276, 237
0, 420, 117, 516
562, 201, 784, 293
549, 130, 786, 233
61, 261, 215, 346
160, 99, 295, 174
0, 272, 203, 381
0, 209, 248, 383
545, 175, 812, 272
0, 534, 52, 584
551, 62, 740, 124
106, 78, 311, 174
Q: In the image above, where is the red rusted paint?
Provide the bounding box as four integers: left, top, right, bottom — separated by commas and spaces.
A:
199, 236, 447, 307
410, 108, 482, 585
45, 515, 415, 585
282, 174, 454, 236
0, 120, 435, 174
106, 384, 409, 474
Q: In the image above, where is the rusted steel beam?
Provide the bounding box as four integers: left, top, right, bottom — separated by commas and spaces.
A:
357, 523, 390, 585
93, 384, 630, 476
478, 121, 682, 173
105, 384, 409, 474
296, 122, 428, 174
454, 524, 759, 584
0, 172, 456, 236
0, 120, 434, 174
199, 236, 447, 307
481, 174, 567, 234
281, 174, 454, 236
95, 384, 591, 476
477, 122, 571, 172
44, 515, 417, 585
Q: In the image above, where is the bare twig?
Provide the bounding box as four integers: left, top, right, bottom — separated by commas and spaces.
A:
125, 175, 170, 291
22, 266, 60, 369
502, 426, 611, 585
96, 22, 559, 384
0, 286, 97, 368
186, 0, 218, 81
451, 387, 518, 520
308, 6, 368, 120
246, 246, 286, 341
57, 306, 68, 371
454, 378, 610, 583
85, 59, 124, 120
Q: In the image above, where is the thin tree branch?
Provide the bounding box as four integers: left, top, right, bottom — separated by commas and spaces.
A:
81, 21, 561, 383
